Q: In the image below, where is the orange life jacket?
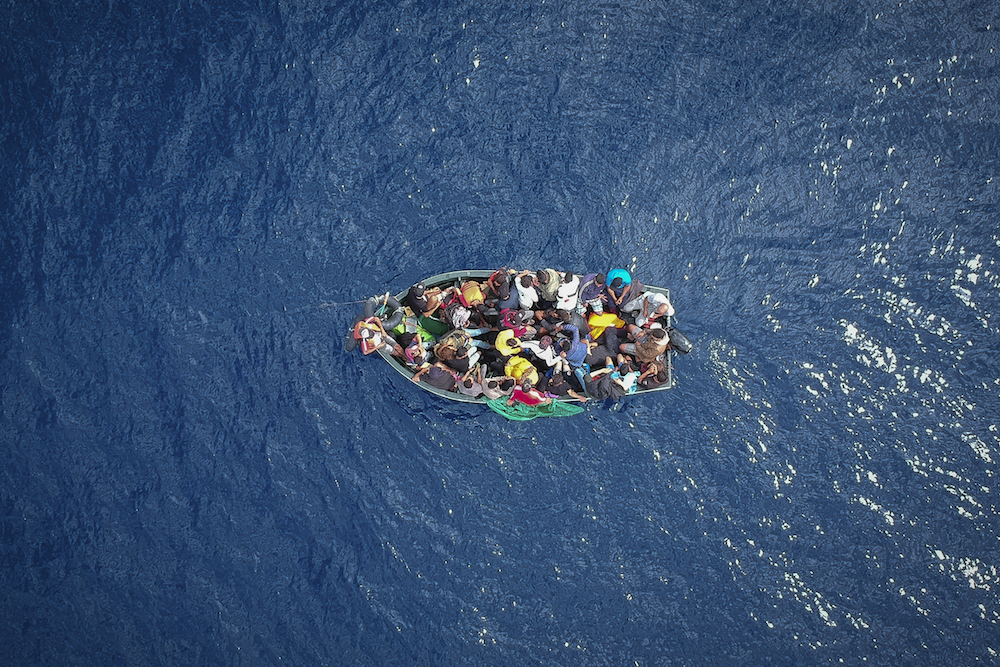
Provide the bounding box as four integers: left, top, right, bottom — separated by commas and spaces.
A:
353, 318, 383, 354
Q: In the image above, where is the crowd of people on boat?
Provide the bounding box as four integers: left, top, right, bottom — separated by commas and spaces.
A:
351, 268, 677, 406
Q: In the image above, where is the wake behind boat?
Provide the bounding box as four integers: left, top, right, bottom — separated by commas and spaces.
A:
346, 268, 692, 416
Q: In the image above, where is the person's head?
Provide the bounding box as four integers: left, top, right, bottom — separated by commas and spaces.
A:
520, 275, 533, 288
498, 283, 511, 300
551, 372, 564, 384
649, 328, 666, 341
539, 335, 553, 350
521, 378, 533, 392
410, 283, 425, 297
536, 270, 549, 284
595, 273, 606, 286
563, 271, 574, 283
557, 310, 571, 323
559, 339, 572, 354
437, 345, 456, 360
610, 277, 624, 290
463, 378, 474, 388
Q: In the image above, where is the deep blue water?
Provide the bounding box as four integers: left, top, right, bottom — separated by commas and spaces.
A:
3, 1, 1000, 665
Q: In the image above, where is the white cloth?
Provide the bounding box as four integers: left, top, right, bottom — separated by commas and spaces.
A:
626, 292, 673, 326
521, 340, 561, 367
556, 275, 581, 311
516, 281, 539, 310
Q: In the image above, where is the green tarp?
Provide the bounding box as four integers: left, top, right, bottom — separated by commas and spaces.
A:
486, 397, 585, 421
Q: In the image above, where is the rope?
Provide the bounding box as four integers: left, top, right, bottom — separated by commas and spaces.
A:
318, 292, 391, 309
318, 299, 370, 308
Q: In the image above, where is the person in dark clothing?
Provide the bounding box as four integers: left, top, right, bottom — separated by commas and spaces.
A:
405, 282, 447, 316
411, 362, 458, 391
540, 371, 588, 402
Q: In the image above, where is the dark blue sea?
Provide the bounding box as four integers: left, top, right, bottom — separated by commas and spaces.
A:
4, 1, 999, 665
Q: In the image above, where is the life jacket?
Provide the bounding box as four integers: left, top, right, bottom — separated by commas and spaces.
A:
495, 329, 522, 357
353, 317, 384, 355
459, 281, 485, 307
504, 356, 539, 386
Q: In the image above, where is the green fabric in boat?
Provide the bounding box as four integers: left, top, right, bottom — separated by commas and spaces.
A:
485, 397, 585, 420
418, 316, 449, 336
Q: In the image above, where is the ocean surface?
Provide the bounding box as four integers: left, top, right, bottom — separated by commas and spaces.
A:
3, 1, 999, 665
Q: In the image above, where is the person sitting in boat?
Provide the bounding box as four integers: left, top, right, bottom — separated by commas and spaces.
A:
619, 276, 646, 316
555, 271, 581, 312
514, 270, 540, 311
552, 322, 593, 389
504, 355, 539, 387
605, 275, 629, 314
532, 308, 568, 338
576, 272, 607, 315
498, 308, 531, 338
393, 330, 429, 367
617, 325, 671, 365
481, 375, 515, 400
485, 268, 509, 298
582, 364, 624, 401
411, 362, 459, 391
495, 328, 523, 358
405, 282, 448, 317
520, 335, 560, 369
438, 342, 480, 375
435, 329, 490, 374
538, 370, 588, 402
608, 355, 640, 395
638, 360, 669, 390
535, 269, 561, 309
457, 365, 485, 399
459, 279, 486, 309
444, 301, 492, 331
506, 378, 551, 408
353, 316, 393, 355
493, 279, 521, 313
622, 290, 674, 328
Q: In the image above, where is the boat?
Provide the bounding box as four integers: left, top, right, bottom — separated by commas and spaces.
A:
350, 270, 690, 407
